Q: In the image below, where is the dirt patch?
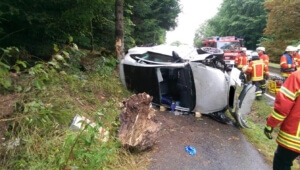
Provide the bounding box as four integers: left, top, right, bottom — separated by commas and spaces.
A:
0, 93, 21, 142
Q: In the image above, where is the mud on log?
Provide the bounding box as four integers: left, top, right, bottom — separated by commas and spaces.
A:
118, 93, 161, 151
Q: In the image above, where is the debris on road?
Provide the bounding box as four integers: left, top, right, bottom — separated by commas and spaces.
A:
184, 145, 196, 155
69, 114, 109, 142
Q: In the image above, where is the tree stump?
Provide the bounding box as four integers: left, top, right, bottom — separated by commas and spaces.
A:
118, 92, 161, 151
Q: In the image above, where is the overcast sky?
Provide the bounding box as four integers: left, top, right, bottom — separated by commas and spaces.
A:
166, 0, 223, 46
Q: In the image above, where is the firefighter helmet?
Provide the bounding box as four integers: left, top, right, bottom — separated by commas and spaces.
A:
241, 47, 247, 51
285, 46, 297, 52
256, 47, 265, 52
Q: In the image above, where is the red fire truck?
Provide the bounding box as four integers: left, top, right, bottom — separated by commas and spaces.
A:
201, 36, 245, 68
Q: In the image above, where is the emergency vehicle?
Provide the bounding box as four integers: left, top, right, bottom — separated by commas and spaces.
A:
201, 36, 245, 69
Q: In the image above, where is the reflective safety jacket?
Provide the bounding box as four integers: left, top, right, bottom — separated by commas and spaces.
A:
267, 71, 300, 153
280, 53, 296, 78
259, 53, 270, 66
234, 53, 248, 69
246, 59, 269, 81
293, 52, 300, 71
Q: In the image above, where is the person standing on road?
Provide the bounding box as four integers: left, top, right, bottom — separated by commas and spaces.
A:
264, 70, 300, 170
246, 52, 269, 100
235, 47, 248, 83
293, 45, 300, 71
257, 47, 270, 66
280, 46, 297, 82
235, 47, 249, 70
256, 47, 269, 93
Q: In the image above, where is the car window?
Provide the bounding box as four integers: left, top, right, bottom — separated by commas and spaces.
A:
130, 52, 179, 63
217, 42, 240, 50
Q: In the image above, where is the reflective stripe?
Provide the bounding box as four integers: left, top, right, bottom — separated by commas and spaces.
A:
281, 72, 291, 77
281, 61, 287, 65
271, 110, 285, 121
252, 77, 263, 81
297, 122, 300, 137
255, 91, 262, 97
280, 86, 296, 100
277, 135, 300, 152
296, 90, 300, 97
237, 65, 243, 68
279, 130, 300, 142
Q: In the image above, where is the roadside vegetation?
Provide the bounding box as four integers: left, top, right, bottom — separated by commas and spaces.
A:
242, 95, 300, 169
0, 46, 152, 169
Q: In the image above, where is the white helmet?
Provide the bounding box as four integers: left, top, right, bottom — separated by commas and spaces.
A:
241, 47, 247, 51
256, 47, 265, 52
285, 46, 297, 52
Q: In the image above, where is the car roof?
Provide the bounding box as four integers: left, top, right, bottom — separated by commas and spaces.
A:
127, 45, 200, 60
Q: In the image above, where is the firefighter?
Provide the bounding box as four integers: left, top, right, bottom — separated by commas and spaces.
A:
264, 70, 300, 170
256, 47, 269, 93
246, 52, 269, 100
293, 45, 300, 71
235, 47, 248, 83
280, 46, 297, 82
256, 46, 270, 66
235, 47, 248, 69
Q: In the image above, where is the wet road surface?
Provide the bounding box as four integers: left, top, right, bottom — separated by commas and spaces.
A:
148, 111, 271, 170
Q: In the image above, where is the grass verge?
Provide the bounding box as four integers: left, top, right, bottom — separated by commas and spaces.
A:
241, 94, 300, 169
0, 49, 150, 169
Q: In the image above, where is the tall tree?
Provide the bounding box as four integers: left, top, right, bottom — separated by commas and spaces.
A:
127, 0, 180, 45
115, 0, 124, 65
261, 0, 300, 62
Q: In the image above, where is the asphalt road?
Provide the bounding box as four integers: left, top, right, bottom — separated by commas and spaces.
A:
147, 66, 280, 170
148, 110, 271, 170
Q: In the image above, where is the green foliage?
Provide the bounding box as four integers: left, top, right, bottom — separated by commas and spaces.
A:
260, 0, 300, 62
0, 0, 114, 56
0, 48, 134, 169
242, 95, 299, 169
126, 0, 181, 46
0, 47, 27, 90
0, 0, 180, 56
193, 21, 217, 48
61, 120, 116, 169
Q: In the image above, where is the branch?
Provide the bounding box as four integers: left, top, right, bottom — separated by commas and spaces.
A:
0, 28, 26, 41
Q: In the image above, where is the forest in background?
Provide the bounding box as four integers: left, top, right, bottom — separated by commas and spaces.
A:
194, 0, 300, 62
0, 0, 180, 59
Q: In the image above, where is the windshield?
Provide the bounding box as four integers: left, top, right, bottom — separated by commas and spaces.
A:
217, 42, 241, 50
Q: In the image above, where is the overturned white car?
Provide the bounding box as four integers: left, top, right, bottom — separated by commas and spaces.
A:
119, 45, 256, 128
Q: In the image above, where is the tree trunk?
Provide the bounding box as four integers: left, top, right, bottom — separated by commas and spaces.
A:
115, 0, 124, 72
118, 93, 161, 151
90, 19, 94, 52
